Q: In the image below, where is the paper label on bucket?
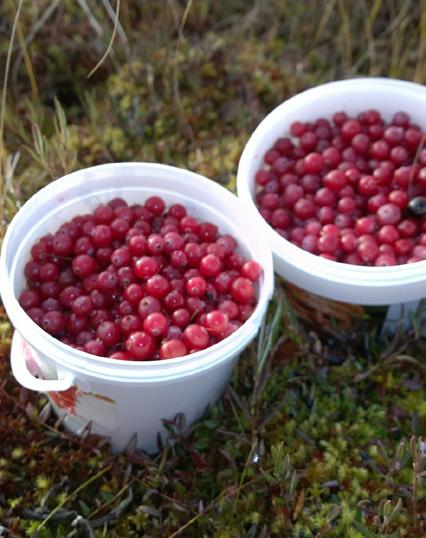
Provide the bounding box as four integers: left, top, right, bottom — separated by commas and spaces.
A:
48, 387, 118, 431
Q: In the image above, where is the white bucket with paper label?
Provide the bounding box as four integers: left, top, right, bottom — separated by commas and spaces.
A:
0, 163, 274, 452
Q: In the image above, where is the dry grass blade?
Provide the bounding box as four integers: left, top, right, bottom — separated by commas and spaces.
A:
1, 0, 24, 234
11, 0, 61, 95
88, 0, 121, 78
256, 295, 283, 377
76, 0, 104, 37
0, 0, 24, 153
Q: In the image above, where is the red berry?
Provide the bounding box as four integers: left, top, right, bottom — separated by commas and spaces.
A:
134, 256, 159, 279
357, 239, 379, 263
124, 283, 144, 304
128, 235, 147, 256
97, 270, 118, 291
71, 295, 93, 317
92, 224, 113, 247
109, 351, 133, 361
143, 312, 169, 338
230, 277, 254, 303
160, 339, 188, 359
97, 321, 121, 346
293, 198, 315, 220
125, 331, 156, 360
183, 324, 209, 350
199, 254, 221, 277
204, 310, 229, 335
241, 260, 262, 281
137, 295, 161, 319
303, 152, 324, 174
377, 225, 400, 244
341, 119, 362, 140
120, 315, 142, 336
94, 204, 114, 224
72, 255, 96, 278
145, 196, 165, 216
84, 339, 106, 356
376, 203, 401, 225
375, 254, 397, 266
41, 310, 66, 335
186, 276, 207, 297
146, 274, 171, 298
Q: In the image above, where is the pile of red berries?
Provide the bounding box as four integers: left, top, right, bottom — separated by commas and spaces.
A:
19, 196, 262, 361
255, 109, 426, 266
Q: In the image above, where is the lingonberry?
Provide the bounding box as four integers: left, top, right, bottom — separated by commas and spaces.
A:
163, 290, 185, 312
19, 289, 41, 310
357, 239, 379, 263
40, 310, 66, 335
125, 331, 156, 360
52, 232, 74, 256
183, 324, 209, 351
172, 308, 191, 328
204, 310, 229, 335
341, 119, 362, 140
97, 270, 118, 291
92, 224, 113, 247
111, 247, 131, 267
71, 295, 93, 317
67, 314, 89, 335
40, 281, 59, 299
94, 204, 114, 224
179, 216, 200, 234
241, 260, 262, 281
186, 276, 207, 297
143, 312, 169, 338
72, 255, 96, 278
230, 277, 254, 303
376, 203, 401, 225
124, 283, 145, 304
74, 236, 95, 256
294, 198, 315, 220
377, 225, 400, 244
146, 274, 171, 298
303, 152, 324, 174
145, 196, 166, 216
134, 256, 159, 279
110, 218, 130, 239
84, 339, 105, 356
199, 254, 221, 277
137, 295, 161, 319
109, 351, 133, 361
160, 339, 188, 359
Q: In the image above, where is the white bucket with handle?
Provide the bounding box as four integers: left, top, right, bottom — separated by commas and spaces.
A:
0, 163, 274, 453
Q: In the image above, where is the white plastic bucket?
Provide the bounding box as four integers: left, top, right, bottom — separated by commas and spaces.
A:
0, 163, 274, 452
237, 78, 426, 307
